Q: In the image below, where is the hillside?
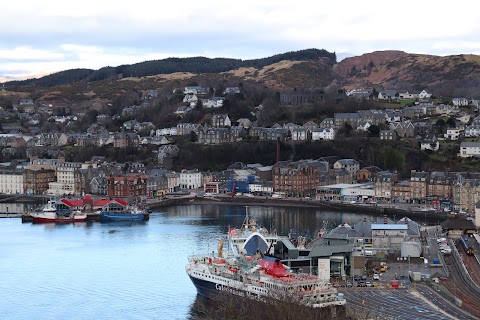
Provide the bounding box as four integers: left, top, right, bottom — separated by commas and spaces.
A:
334, 50, 480, 98
5, 49, 480, 100
4, 49, 335, 88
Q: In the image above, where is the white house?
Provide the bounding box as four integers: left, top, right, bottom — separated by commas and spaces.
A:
464, 126, 480, 138
156, 127, 177, 136
420, 138, 439, 151
202, 97, 225, 108
459, 142, 480, 158
356, 121, 372, 132
179, 169, 202, 189
418, 90, 432, 99
183, 93, 198, 103
452, 97, 469, 106
444, 128, 460, 140
184, 86, 208, 95
312, 128, 335, 140
291, 128, 310, 141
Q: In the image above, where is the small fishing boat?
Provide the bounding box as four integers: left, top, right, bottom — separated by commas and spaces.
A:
30, 200, 87, 223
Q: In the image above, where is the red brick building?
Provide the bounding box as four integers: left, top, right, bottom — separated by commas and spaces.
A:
106, 175, 147, 198
272, 160, 325, 197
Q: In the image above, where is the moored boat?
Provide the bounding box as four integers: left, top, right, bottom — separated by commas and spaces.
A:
30, 200, 87, 223
101, 206, 148, 222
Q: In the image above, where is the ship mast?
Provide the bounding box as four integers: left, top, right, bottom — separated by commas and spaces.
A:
242, 206, 256, 232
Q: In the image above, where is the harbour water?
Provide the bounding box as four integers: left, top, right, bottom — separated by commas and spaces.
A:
0, 204, 380, 320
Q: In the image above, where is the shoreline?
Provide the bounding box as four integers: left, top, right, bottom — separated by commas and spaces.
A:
158, 196, 449, 222
2, 194, 449, 223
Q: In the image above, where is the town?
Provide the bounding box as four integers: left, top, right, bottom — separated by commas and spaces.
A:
2, 75, 480, 319
1, 85, 480, 222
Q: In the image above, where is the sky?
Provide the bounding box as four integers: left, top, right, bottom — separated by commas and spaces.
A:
1, 0, 480, 82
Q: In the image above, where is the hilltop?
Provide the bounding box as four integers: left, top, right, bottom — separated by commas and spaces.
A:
4, 49, 480, 101
334, 50, 480, 98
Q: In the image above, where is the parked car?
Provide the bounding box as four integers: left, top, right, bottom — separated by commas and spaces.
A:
345, 281, 353, 287
354, 275, 361, 281
361, 275, 367, 281
373, 273, 380, 280
365, 281, 373, 287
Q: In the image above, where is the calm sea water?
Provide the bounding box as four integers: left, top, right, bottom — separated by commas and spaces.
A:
0, 204, 378, 320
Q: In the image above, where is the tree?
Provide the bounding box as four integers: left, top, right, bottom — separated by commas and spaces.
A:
195, 100, 203, 111
344, 123, 353, 136
376, 146, 405, 171
435, 119, 446, 127
446, 117, 456, 128
368, 124, 380, 137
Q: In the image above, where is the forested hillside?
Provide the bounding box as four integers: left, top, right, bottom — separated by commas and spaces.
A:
5, 49, 336, 88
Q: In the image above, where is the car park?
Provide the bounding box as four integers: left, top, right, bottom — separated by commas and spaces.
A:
436, 238, 447, 243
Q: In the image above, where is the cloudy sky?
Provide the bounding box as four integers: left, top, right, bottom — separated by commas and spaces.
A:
1, 0, 479, 82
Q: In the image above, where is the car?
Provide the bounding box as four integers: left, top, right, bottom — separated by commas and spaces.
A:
345, 281, 352, 287
361, 275, 367, 281
332, 282, 340, 288
365, 281, 373, 287
357, 281, 366, 287
354, 275, 361, 281
373, 273, 380, 280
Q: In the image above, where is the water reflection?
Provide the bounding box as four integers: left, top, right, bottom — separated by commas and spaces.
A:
163, 204, 381, 237
0, 202, 38, 214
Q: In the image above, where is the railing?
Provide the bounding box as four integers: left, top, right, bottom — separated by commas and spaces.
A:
424, 281, 461, 307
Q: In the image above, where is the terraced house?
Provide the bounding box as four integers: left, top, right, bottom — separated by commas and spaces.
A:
272, 160, 326, 197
